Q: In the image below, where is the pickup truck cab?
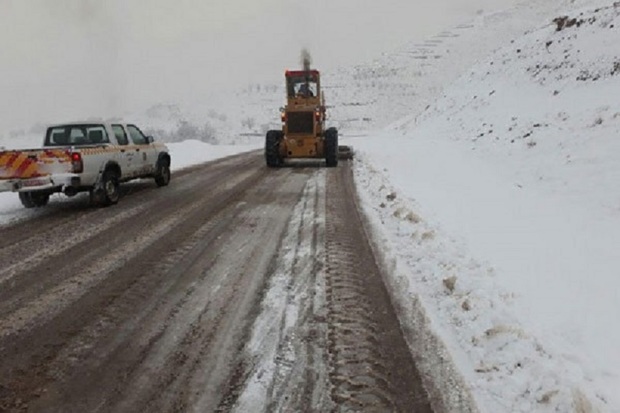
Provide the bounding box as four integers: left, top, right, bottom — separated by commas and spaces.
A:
0, 122, 171, 208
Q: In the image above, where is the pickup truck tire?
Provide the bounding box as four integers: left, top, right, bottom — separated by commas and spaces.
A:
18, 191, 50, 208
101, 170, 120, 206
155, 161, 171, 187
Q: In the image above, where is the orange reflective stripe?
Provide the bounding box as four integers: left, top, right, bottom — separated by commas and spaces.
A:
11, 153, 27, 171
0, 153, 12, 167
21, 161, 40, 178
5, 152, 20, 170
1, 150, 74, 179
13, 155, 33, 178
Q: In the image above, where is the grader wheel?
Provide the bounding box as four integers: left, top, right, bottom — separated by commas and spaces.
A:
325, 127, 338, 167
265, 130, 283, 167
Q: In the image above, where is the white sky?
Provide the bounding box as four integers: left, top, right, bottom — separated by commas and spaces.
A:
0, 0, 523, 131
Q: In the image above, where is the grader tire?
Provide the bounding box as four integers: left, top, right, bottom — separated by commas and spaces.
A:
265, 130, 283, 167
325, 127, 338, 167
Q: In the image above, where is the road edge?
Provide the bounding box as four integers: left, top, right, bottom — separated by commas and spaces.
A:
349, 160, 481, 413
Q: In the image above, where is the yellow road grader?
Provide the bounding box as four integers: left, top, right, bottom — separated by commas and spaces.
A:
265, 68, 350, 167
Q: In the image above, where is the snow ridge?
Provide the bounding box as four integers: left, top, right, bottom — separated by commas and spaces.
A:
352, 1, 620, 411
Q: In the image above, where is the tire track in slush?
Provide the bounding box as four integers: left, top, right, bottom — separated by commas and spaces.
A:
119, 174, 308, 413
231, 162, 433, 413
0, 154, 434, 413
229, 169, 332, 413
265, 170, 327, 413
324, 162, 433, 413
0, 154, 258, 293
0, 154, 266, 412
22, 166, 309, 413
0, 167, 263, 340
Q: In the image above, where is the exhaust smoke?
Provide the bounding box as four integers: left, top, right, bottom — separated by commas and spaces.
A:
300, 48, 312, 71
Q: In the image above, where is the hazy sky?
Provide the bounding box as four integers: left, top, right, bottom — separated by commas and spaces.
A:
0, 0, 524, 131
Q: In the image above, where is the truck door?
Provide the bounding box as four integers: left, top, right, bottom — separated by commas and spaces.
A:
111, 124, 133, 177
126, 124, 157, 176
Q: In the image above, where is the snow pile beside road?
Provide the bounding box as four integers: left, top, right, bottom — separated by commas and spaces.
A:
167, 140, 260, 170
353, 1, 620, 411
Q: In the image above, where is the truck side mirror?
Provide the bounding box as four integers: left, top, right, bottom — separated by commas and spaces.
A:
146, 136, 154, 144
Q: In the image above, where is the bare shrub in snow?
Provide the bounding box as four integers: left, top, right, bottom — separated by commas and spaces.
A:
145, 103, 182, 121
144, 120, 218, 144
552, 14, 597, 32
571, 389, 595, 413
475, 364, 499, 373
485, 325, 528, 339
207, 110, 227, 122
405, 211, 421, 223
241, 117, 256, 130
176, 120, 200, 141
393, 207, 406, 218
421, 231, 435, 240
538, 389, 559, 405
443, 275, 457, 294
553, 16, 583, 32
200, 122, 218, 143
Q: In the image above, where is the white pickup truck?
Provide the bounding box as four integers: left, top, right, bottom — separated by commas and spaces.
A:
0, 122, 171, 208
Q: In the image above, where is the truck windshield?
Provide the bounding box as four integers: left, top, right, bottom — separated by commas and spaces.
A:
44, 124, 110, 147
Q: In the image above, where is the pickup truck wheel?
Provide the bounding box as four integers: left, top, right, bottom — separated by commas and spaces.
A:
19, 191, 50, 208
155, 162, 171, 187
101, 170, 120, 206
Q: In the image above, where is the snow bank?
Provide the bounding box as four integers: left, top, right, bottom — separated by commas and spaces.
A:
167, 140, 260, 170
352, 1, 620, 411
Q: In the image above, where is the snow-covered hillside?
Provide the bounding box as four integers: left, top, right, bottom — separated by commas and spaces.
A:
351, 1, 620, 412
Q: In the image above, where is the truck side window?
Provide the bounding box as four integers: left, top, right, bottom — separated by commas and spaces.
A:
112, 125, 129, 145
127, 125, 147, 145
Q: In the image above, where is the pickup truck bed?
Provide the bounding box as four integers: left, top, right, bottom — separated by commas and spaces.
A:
0, 148, 72, 184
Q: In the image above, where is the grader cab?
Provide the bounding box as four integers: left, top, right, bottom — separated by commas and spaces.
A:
265, 69, 340, 167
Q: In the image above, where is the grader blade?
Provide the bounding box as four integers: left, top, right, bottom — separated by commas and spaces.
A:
338, 145, 354, 160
